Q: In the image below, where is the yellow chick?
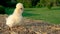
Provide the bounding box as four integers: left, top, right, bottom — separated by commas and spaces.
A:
6, 3, 24, 28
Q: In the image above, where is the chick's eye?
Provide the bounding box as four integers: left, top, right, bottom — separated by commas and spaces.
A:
20, 8, 22, 10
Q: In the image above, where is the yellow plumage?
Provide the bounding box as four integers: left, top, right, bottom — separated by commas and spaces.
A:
6, 3, 24, 27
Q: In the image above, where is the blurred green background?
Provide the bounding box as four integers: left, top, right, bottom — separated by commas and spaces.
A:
0, 0, 60, 24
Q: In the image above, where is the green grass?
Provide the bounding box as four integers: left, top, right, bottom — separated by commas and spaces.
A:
5, 7, 60, 24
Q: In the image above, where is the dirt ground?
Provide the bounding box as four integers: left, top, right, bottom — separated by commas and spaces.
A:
0, 14, 60, 34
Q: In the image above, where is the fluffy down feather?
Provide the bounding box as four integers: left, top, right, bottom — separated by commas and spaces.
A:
6, 3, 24, 27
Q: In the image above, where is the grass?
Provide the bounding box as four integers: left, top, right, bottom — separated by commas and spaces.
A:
5, 7, 60, 24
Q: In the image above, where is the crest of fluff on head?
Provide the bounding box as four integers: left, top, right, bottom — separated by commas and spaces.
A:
13, 3, 24, 15
16, 3, 23, 8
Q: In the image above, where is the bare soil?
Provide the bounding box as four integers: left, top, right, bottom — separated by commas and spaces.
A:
0, 14, 60, 34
